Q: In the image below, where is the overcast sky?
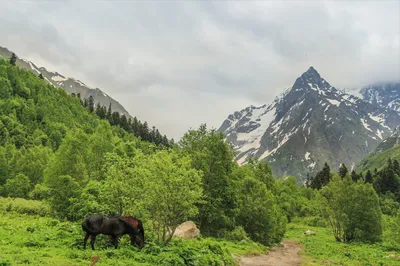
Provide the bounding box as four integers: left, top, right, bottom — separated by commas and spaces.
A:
1, 1, 399, 139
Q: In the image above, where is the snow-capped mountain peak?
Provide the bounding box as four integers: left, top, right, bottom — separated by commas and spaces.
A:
218, 67, 400, 180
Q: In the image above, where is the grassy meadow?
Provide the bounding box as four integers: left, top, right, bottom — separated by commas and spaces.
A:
0, 200, 266, 266
285, 221, 400, 266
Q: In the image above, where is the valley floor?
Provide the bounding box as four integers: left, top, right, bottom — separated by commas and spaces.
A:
237, 240, 301, 266
237, 222, 400, 266
1, 210, 399, 265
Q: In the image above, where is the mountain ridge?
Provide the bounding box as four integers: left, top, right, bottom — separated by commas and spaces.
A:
0, 45, 130, 117
218, 67, 400, 180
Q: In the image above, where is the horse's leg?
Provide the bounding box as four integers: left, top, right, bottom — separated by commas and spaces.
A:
90, 234, 97, 250
111, 235, 119, 249
83, 233, 90, 249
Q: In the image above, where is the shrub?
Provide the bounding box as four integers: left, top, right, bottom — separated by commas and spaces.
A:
322, 174, 382, 243
224, 226, 249, 242
0, 197, 50, 216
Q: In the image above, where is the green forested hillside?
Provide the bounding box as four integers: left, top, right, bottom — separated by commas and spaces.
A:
359, 145, 400, 174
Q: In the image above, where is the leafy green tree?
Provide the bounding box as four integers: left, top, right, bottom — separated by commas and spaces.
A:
232, 165, 286, 245
132, 150, 203, 244
45, 174, 80, 219
9, 53, 17, 66
383, 212, 400, 249
8, 145, 52, 185
86, 121, 115, 180
0, 77, 12, 99
0, 146, 7, 186
4, 173, 31, 198
44, 129, 89, 185
99, 153, 135, 216
322, 174, 382, 243
179, 124, 237, 236
275, 176, 301, 222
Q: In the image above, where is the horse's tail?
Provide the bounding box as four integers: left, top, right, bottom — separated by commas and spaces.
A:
138, 219, 145, 243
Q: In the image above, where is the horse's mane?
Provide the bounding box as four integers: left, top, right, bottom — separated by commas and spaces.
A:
117, 217, 138, 232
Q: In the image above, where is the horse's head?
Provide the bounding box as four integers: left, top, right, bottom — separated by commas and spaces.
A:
130, 234, 144, 248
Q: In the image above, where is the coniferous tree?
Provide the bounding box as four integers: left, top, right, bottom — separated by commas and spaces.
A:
393, 159, 400, 174
155, 129, 162, 145
9, 53, 17, 66
338, 163, 348, 179
127, 117, 132, 132
88, 96, 95, 113
142, 121, 149, 141
322, 162, 331, 185
150, 126, 156, 142
365, 170, 373, 184
309, 162, 331, 189
111, 112, 120, 126
100, 106, 107, 119
375, 160, 400, 197
120, 114, 129, 131
107, 103, 112, 120
351, 170, 358, 182
95, 103, 101, 116
162, 135, 169, 147
132, 117, 139, 136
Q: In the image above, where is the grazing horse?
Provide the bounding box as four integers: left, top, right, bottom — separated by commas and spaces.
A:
82, 215, 144, 250
121, 216, 145, 244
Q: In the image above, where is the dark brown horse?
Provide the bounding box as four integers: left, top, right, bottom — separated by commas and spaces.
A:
120, 216, 145, 244
82, 215, 144, 250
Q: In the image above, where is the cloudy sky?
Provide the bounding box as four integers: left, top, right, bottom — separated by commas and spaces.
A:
1, 1, 399, 139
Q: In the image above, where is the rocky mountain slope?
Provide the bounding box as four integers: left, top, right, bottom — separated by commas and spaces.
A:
0, 46, 130, 117
358, 127, 400, 174
367, 126, 400, 158
218, 67, 400, 180
360, 83, 400, 113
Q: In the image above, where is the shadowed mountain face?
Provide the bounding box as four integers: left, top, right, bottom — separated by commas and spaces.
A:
360, 83, 400, 113
218, 67, 400, 181
0, 46, 130, 117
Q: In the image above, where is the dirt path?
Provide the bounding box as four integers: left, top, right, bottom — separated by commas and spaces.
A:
236, 240, 302, 266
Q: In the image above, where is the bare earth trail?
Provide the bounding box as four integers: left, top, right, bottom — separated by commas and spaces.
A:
237, 240, 302, 266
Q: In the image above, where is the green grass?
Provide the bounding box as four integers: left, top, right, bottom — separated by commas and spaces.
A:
0, 210, 266, 265
285, 222, 400, 266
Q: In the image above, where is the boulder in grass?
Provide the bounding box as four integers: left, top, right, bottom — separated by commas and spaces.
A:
304, 230, 316, 236
173, 221, 200, 239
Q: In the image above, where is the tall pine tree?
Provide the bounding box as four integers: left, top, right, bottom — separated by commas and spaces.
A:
338, 163, 348, 179
9, 53, 17, 66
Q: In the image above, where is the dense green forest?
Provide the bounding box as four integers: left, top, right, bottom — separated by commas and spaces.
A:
1, 57, 400, 265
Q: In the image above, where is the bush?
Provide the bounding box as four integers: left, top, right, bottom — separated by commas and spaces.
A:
0, 197, 50, 216
383, 213, 400, 250
321, 175, 382, 243
224, 226, 249, 242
